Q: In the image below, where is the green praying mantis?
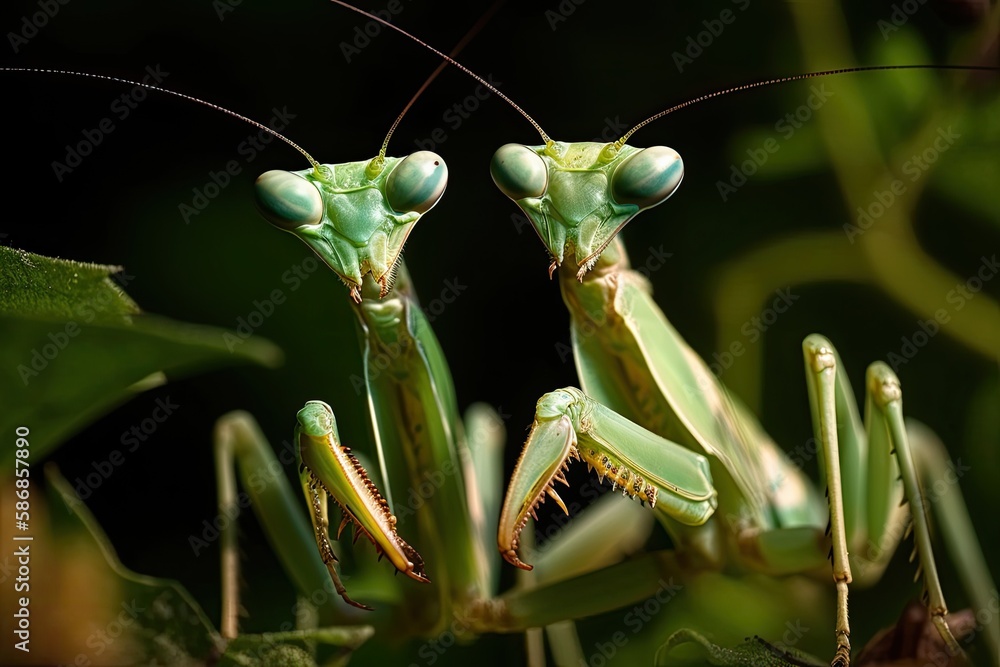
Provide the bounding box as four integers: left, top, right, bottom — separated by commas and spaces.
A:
3, 1, 996, 667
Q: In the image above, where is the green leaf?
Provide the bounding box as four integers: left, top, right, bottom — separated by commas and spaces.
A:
0, 246, 283, 466
45, 465, 375, 667
655, 629, 826, 667
219, 627, 375, 667
45, 464, 224, 664
0, 245, 139, 323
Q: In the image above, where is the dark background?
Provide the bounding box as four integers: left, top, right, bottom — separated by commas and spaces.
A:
2, 0, 997, 664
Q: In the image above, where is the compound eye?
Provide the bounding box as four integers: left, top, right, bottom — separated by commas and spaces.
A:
610, 146, 684, 209
254, 170, 324, 230
490, 144, 548, 200
386, 151, 448, 214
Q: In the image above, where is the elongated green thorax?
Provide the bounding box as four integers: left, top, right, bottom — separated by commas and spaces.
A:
256, 152, 447, 302
353, 261, 489, 612
296, 400, 429, 582
556, 239, 827, 533
498, 388, 716, 570
490, 141, 682, 279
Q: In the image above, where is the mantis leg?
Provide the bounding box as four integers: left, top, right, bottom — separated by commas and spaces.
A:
907, 421, 1000, 662
474, 549, 692, 633
802, 336, 860, 667
561, 239, 827, 536
497, 386, 718, 571
797, 335, 992, 666
214, 404, 429, 630
296, 401, 430, 602
728, 336, 994, 666
462, 402, 507, 597
212, 411, 352, 638
298, 459, 373, 612
491, 393, 836, 643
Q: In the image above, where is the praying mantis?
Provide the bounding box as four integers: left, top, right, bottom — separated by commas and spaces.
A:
3, 0, 989, 664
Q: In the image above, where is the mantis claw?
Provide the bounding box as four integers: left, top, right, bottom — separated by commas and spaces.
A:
378, 274, 392, 299
337, 516, 350, 539
325, 561, 375, 612
498, 388, 715, 570
297, 401, 431, 591
548, 259, 559, 279
502, 548, 533, 571
546, 487, 569, 515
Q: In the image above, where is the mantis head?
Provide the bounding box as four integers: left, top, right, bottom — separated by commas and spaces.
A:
490, 141, 683, 279
255, 151, 448, 302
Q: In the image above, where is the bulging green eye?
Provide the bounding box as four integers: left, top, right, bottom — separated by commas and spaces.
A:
254, 170, 324, 230
386, 151, 448, 214
490, 144, 548, 200
610, 146, 684, 209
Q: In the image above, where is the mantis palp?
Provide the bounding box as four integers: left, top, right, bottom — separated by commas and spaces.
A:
1, 0, 1000, 664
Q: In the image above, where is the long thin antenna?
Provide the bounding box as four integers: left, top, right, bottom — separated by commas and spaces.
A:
328, 0, 550, 144
374, 0, 505, 163
617, 64, 1000, 146
0, 67, 322, 170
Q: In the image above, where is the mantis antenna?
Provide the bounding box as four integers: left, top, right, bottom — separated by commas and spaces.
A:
373, 0, 506, 167
616, 64, 1000, 146
329, 0, 552, 144
0, 66, 323, 172
2, 0, 504, 181
325, 3, 998, 147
